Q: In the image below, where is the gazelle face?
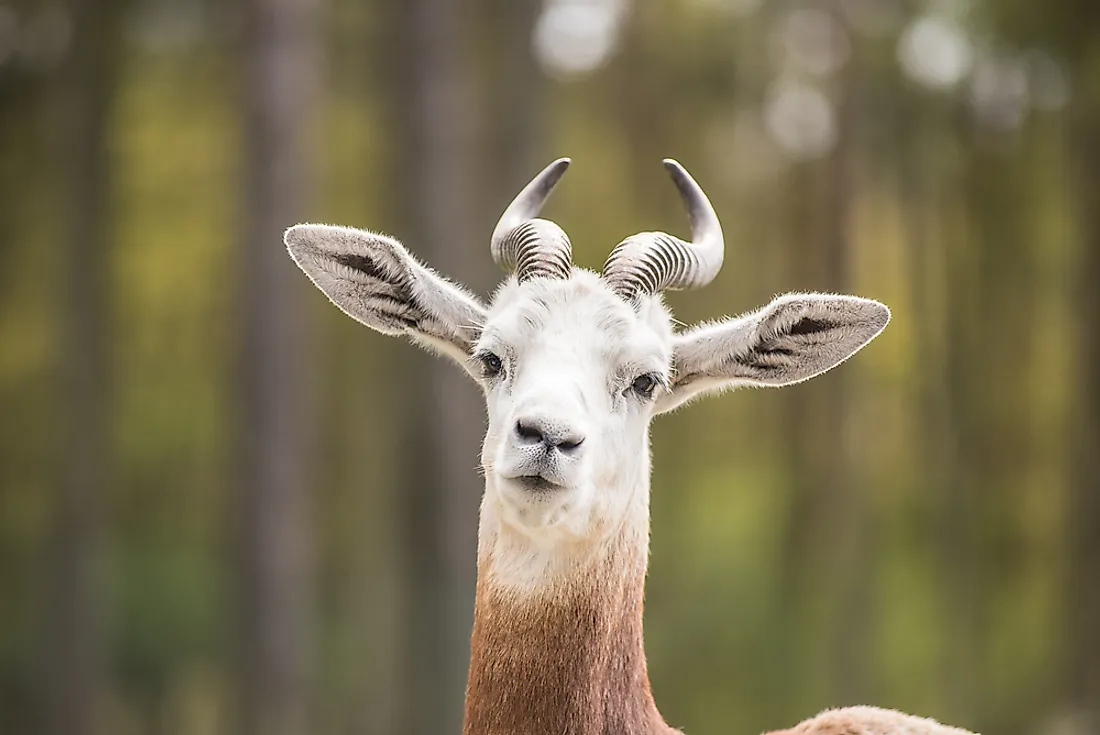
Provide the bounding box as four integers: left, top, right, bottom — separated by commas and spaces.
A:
473, 272, 673, 542
285, 159, 891, 567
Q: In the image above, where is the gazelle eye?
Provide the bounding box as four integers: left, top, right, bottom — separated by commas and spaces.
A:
479, 351, 504, 378
631, 373, 658, 398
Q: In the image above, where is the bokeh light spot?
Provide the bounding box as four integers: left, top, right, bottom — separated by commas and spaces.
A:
969, 53, 1030, 132
774, 8, 850, 78
763, 78, 837, 161
897, 15, 973, 90
0, 5, 17, 66
534, 0, 626, 80
1025, 50, 1071, 111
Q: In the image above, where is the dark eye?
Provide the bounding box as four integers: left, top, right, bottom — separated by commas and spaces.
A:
479, 351, 504, 378
631, 373, 658, 398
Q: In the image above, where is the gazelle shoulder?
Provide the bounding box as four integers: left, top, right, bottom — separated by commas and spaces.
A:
764, 706, 977, 735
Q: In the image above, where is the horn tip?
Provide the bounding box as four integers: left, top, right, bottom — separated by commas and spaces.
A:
538, 158, 571, 190
662, 159, 700, 202
662, 159, 693, 187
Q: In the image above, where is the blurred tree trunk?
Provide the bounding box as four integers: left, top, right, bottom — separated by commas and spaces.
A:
940, 167, 984, 728
924, 117, 983, 728
44, 2, 123, 733
1066, 79, 1100, 725
776, 155, 824, 711
957, 130, 1037, 731
479, 0, 546, 238
778, 24, 866, 706
236, 0, 319, 734
897, 93, 969, 725
384, 1, 482, 733
817, 40, 873, 706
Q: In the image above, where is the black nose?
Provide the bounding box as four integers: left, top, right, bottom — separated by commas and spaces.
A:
515, 417, 585, 453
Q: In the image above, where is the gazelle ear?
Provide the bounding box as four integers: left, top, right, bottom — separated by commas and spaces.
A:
286, 224, 489, 375
656, 293, 889, 414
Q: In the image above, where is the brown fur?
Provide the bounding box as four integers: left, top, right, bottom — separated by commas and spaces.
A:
764, 707, 978, 735
461, 516, 979, 735
461, 529, 980, 735
463, 534, 681, 735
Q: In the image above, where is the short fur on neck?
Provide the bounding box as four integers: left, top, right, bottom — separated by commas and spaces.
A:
464, 490, 680, 735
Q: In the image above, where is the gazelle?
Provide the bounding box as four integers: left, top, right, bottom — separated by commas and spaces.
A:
286, 159, 975, 735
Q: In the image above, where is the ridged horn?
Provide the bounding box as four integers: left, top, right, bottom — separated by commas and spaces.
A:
601, 159, 724, 298
491, 158, 573, 282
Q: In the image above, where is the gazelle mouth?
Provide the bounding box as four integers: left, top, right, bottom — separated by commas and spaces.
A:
506, 475, 564, 493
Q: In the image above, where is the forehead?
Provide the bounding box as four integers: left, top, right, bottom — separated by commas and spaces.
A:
483, 270, 673, 361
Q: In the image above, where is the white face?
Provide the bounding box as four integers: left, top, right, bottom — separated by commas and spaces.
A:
285, 222, 891, 567
473, 271, 673, 544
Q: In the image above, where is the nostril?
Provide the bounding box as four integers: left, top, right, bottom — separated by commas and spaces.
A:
557, 436, 584, 453
515, 419, 544, 444
515, 416, 584, 453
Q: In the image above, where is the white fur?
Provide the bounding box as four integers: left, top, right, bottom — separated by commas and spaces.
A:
285, 221, 966, 735
285, 225, 890, 593
474, 272, 668, 578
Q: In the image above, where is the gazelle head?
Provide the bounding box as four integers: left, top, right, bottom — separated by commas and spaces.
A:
286, 159, 889, 587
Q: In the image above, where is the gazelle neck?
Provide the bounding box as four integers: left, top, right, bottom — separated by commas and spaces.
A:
463, 477, 679, 735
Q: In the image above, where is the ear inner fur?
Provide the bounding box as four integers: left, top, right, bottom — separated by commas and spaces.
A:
284, 223, 488, 370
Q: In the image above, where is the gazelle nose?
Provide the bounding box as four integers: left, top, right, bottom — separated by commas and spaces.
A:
514, 416, 585, 454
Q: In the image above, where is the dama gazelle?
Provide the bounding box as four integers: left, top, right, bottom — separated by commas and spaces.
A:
286, 160, 975, 735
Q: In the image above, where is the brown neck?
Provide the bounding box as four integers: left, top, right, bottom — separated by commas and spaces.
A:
462, 529, 678, 735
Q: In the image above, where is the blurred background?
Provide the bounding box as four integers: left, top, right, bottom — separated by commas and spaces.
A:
1, 0, 1098, 734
